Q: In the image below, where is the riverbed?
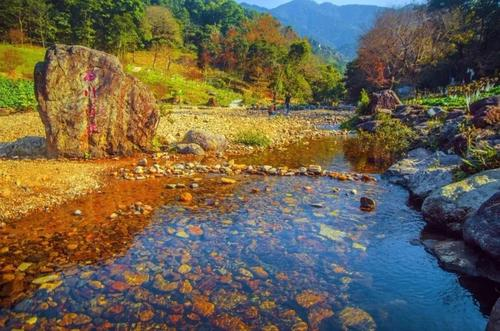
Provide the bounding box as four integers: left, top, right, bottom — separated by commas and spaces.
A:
0, 137, 491, 330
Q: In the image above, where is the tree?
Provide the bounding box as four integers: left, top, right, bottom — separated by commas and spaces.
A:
356, 8, 449, 89
146, 6, 182, 68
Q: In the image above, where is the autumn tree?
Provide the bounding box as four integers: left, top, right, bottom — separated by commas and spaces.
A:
357, 8, 449, 89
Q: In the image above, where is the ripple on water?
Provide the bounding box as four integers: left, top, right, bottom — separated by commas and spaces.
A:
0, 137, 489, 330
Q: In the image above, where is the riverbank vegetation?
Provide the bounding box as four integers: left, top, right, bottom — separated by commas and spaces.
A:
344, 114, 416, 166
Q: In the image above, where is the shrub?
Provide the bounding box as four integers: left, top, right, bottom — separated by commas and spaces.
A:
0, 76, 37, 111
461, 142, 500, 174
235, 129, 271, 147
344, 114, 416, 167
339, 115, 360, 131
357, 88, 370, 115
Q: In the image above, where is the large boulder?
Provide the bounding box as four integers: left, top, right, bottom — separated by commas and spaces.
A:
463, 193, 500, 260
367, 90, 402, 115
34, 44, 160, 158
422, 169, 500, 234
384, 148, 463, 202
182, 130, 228, 152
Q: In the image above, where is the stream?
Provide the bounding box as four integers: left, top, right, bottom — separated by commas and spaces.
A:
0, 137, 492, 330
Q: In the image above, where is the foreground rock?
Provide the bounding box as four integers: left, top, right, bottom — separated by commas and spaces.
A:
367, 89, 402, 114
0, 137, 46, 158
35, 44, 160, 158
463, 193, 500, 260
488, 299, 500, 331
423, 239, 500, 283
182, 130, 228, 153
422, 169, 500, 234
384, 148, 462, 202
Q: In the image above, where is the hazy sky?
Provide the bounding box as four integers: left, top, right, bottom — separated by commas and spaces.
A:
238, 0, 423, 8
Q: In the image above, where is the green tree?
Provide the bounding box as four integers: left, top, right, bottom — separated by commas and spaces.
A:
145, 5, 182, 68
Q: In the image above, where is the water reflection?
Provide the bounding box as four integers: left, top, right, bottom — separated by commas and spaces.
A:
0, 137, 491, 330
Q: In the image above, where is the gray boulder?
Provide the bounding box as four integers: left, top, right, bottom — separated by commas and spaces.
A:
176, 143, 205, 156
463, 193, 500, 260
422, 169, 500, 233
427, 107, 447, 119
423, 240, 480, 277
0, 137, 46, 157
182, 130, 228, 152
384, 148, 433, 185
384, 149, 462, 201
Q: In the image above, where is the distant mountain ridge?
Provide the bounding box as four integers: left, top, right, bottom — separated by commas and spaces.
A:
240, 0, 385, 60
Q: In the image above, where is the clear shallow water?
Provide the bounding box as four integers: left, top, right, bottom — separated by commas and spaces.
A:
0, 138, 489, 330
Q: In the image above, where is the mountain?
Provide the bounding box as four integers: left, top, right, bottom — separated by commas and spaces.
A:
240, 0, 385, 60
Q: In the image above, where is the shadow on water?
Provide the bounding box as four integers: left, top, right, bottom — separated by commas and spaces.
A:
0, 136, 494, 330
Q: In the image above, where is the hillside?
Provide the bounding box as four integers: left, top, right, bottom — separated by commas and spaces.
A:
242, 0, 384, 59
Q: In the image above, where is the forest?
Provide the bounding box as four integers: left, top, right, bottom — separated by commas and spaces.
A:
0, 0, 345, 105
345, 0, 499, 101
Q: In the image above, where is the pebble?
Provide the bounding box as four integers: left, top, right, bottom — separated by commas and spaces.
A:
360, 197, 376, 212
137, 158, 148, 167
73, 210, 83, 217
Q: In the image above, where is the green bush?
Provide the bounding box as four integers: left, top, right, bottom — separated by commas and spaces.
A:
344, 114, 416, 166
235, 129, 271, 147
0, 76, 37, 111
357, 88, 370, 115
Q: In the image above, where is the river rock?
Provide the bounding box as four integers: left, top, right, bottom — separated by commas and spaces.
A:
0, 136, 46, 157
470, 96, 500, 129
360, 197, 376, 212
463, 193, 500, 260
367, 90, 402, 114
384, 149, 462, 202
488, 298, 500, 331
422, 240, 480, 276
176, 143, 205, 156
34, 44, 160, 158
422, 169, 500, 234
182, 130, 227, 152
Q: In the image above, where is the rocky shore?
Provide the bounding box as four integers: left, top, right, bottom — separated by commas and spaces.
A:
0, 108, 347, 221
357, 91, 499, 327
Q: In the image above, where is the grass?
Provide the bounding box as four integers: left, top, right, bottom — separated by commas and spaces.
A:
0, 43, 45, 79
0, 76, 37, 112
235, 129, 272, 147
409, 85, 500, 108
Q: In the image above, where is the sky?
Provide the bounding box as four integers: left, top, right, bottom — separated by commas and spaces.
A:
237, 0, 424, 8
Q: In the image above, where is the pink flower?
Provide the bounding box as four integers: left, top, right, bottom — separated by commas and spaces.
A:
84, 71, 96, 82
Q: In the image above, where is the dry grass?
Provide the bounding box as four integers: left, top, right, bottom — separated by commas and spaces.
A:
159, 107, 321, 148
0, 159, 105, 220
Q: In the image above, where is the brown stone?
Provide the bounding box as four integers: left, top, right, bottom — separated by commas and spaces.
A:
193, 295, 215, 317
34, 44, 159, 158
367, 89, 402, 114
295, 290, 326, 309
